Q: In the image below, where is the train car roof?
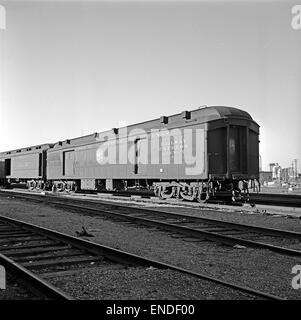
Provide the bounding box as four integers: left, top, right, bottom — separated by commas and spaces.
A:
210, 106, 253, 119
0, 143, 54, 158
48, 106, 257, 150
0, 106, 257, 154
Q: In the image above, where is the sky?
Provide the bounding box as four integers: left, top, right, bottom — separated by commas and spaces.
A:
0, 0, 300, 171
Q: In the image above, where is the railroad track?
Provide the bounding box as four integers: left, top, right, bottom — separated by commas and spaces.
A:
107, 190, 301, 208
0, 214, 282, 300
79, 189, 301, 208
4, 188, 301, 207
248, 193, 301, 208
1, 190, 301, 258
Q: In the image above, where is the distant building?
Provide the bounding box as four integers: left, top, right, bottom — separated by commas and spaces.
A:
269, 163, 276, 172
259, 171, 273, 185
281, 167, 296, 183
269, 163, 281, 180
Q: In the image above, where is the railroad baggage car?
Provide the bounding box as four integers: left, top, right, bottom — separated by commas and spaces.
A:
0, 106, 260, 201
0, 144, 53, 188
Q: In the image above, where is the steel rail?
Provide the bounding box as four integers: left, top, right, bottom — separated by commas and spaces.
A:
57, 195, 301, 239
3, 188, 301, 207
48, 201, 301, 257
1, 190, 301, 257
0, 214, 284, 300
0, 252, 73, 300
248, 193, 301, 207
2, 190, 301, 238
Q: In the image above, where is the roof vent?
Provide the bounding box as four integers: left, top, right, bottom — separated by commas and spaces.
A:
181, 111, 191, 120
58, 141, 63, 146
160, 116, 168, 124
112, 128, 118, 134
66, 139, 70, 144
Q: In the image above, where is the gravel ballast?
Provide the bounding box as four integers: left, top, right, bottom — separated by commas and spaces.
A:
0, 273, 38, 300
47, 266, 257, 300
0, 196, 301, 299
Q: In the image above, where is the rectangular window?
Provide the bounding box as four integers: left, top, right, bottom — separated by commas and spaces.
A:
134, 139, 139, 174
63, 150, 75, 176
229, 125, 247, 173
38, 153, 42, 176
208, 127, 227, 174
4, 159, 11, 176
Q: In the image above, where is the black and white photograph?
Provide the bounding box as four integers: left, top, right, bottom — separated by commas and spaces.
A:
0, 0, 301, 310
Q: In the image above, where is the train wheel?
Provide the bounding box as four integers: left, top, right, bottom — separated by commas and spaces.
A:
232, 191, 236, 202
180, 192, 195, 201
160, 186, 176, 199
175, 186, 183, 200
197, 189, 209, 203
157, 186, 163, 199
